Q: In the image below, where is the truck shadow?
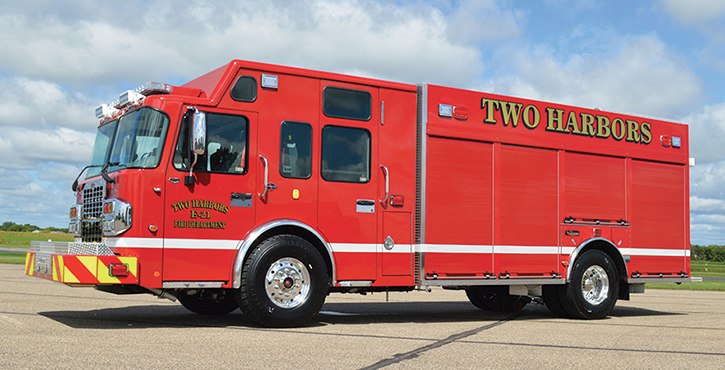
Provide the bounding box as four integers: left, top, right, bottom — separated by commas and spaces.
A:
37, 301, 682, 329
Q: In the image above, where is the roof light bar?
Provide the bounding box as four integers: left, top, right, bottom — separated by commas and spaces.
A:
95, 103, 119, 119
138, 81, 173, 96
116, 90, 144, 109
96, 81, 174, 120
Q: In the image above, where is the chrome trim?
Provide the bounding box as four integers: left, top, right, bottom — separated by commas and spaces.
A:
68, 242, 114, 256
581, 265, 609, 305
258, 155, 269, 199
379, 164, 389, 205
103, 198, 132, 236
338, 280, 372, 287
419, 83, 428, 244
29, 241, 70, 254
162, 281, 224, 289
380, 100, 384, 125
628, 277, 701, 284
421, 278, 566, 287
265, 257, 311, 308
566, 237, 628, 282
232, 220, 336, 289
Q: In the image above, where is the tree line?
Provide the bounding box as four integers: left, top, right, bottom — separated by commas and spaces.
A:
0, 221, 68, 233
692, 244, 725, 262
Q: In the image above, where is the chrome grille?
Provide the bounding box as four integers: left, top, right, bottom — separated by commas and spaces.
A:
82, 183, 104, 219
81, 181, 105, 243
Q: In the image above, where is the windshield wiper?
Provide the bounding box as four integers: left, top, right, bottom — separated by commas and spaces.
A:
71, 162, 121, 191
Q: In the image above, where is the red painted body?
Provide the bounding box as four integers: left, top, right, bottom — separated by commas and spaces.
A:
26, 60, 691, 293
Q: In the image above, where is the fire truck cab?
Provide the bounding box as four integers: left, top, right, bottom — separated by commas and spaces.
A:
25, 60, 697, 327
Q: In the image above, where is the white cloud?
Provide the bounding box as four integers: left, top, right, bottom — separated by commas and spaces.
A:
690, 160, 725, 201
690, 160, 725, 244
0, 126, 94, 169
0, 1, 483, 89
489, 33, 702, 119
0, 77, 94, 130
691, 196, 725, 213
683, 102, 725, 164
0, 168, 76, 228
659, 0, 725, 26
445, 0, 527, 43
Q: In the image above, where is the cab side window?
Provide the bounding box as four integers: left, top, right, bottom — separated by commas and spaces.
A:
174, 112, 248, 174
323, 87, 372, 121
321, 125, 371, 183
279, 121, 312, 179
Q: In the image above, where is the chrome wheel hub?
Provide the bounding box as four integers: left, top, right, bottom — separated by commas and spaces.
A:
265, 257, 311, 308
581, 265, 609, 305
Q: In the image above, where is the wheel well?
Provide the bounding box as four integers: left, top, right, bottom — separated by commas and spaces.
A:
572, 239, 629, 300
242, 225, 334, 285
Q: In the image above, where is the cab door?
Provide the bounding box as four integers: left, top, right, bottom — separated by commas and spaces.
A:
162, 108, 257, 282
317, 81, 379, 281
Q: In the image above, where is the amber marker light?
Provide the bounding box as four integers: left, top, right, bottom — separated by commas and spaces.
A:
149, 224, 158, 233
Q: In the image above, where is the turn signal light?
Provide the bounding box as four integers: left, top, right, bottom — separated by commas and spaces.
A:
109, 264, 129, 277
453, 106, 469, 120
390, 195, 404, 207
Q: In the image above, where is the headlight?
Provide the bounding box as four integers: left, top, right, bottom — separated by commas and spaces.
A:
103, 198, 132, 236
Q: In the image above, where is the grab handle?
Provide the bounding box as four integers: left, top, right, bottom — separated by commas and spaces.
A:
379, 164, 389, 205
258, 155, 269, 199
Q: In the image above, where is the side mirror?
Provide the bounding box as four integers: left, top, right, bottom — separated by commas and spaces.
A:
186, 108, 207, 185
192, 109, 206, 156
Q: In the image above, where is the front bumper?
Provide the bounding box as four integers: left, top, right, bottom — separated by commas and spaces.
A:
25, 242, 138, 285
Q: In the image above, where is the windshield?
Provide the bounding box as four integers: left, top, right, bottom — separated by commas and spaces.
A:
85, 107, 170, 178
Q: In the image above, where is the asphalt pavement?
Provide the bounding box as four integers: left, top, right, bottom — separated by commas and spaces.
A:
1, 264, 724, 369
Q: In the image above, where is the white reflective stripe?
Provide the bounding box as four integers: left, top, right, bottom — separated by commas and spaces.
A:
495, 245, 559, 254
105, 237, 240, 250
330, 243, 377, 253
106, 237, 163, 248
422, 244, 494, 253
561, 247, 576, 255
621, 248, 690, 257
165, 239, 241, 250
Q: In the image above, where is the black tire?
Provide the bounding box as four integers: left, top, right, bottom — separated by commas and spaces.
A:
561, 250, 619, 319
177, 288, 239, 315
465, 286, 529, 313
237, 235, 329, 327
542, 285, 570, 318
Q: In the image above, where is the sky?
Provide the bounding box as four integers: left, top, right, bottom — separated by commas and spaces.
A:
0, 0, 723, 244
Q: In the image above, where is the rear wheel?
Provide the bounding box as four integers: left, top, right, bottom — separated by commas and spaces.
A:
465, 286, 529, 313
237, 235, 329, 327
561, 250, 619, 319
177, 288, 239, 315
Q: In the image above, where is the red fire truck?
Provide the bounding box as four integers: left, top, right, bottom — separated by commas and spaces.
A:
25, 60, 697, 327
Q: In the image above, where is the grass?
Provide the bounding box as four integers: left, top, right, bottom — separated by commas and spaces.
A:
0, 253, 27, 265
646, 280, 725, 291
0, 231, 73, 249
646, 260, 725, 291
691, 260, 725, 273
0, 231, 73, 265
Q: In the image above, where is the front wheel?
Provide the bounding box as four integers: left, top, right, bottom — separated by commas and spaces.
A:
237, 235, 329, 327
561, 250, 619, 319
